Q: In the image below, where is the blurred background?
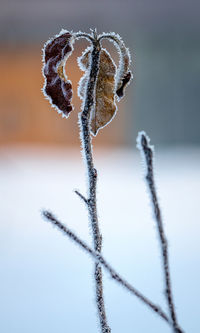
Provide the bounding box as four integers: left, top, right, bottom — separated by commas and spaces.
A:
1, 0, 200, 146
0, 0, 199, 332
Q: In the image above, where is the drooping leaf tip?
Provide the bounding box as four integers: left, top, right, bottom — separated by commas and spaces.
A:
136, 131, 155, 163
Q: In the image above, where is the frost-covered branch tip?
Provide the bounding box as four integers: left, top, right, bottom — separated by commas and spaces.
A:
137, 131, 185, 333
74, 189, 89, 205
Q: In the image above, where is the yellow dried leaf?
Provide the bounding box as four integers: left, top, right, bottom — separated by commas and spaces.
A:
78, 48, 117, 136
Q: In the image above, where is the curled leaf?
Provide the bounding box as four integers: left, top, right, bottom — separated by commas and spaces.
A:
98, 32, 132, 100
78, 48, 117, 136
42, 30, 74, 117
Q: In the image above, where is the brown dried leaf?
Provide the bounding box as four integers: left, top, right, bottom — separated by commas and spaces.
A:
78, 48, 117, 136
42, 30, 74, 117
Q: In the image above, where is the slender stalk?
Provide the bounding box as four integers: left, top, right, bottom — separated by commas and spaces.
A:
79, 31, 111, 333
43, 210, 171, 326
137, 132, 184, 333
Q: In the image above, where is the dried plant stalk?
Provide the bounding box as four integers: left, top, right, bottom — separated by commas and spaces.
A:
137, 132, 184, 333
42, 29, 185, 333
78, 32, 111, 333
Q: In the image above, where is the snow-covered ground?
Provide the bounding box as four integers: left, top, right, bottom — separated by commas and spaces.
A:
0, 146, 199, 333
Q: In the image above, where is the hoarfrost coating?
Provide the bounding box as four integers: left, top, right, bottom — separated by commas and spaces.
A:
42, 29, 132, 135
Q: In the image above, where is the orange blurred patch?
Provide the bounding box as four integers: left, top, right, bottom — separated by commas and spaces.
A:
0, 45, 126, 147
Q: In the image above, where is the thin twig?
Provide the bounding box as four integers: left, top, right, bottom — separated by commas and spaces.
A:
43, 210, 171, 326
79, 31, 111, 333
137, 131, 185, 333
75, 31, 94, 43
74, 190, 88, 205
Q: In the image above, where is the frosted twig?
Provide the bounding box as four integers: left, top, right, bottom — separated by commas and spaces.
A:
75, 31, 94, 43
74, 190, 88, 205
79, 31, 111, 333
137, 131, 185, 333
43, 210, 171, 325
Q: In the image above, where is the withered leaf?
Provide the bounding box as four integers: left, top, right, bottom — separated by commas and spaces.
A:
43, 30, 74, 117
78, 48, 117, 136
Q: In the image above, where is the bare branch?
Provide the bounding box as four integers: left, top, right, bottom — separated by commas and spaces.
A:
43, 210, 171, 326
74, 190, 88, 205
137, 131, 185, 333
79, 33, 111, 333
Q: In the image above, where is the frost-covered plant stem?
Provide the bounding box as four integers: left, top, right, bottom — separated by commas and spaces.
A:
43, 210, 171, 325
42, 28, 131, 333
79, 31, 111, 333
42, 29, 186, 332
137, 132, 184, 333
